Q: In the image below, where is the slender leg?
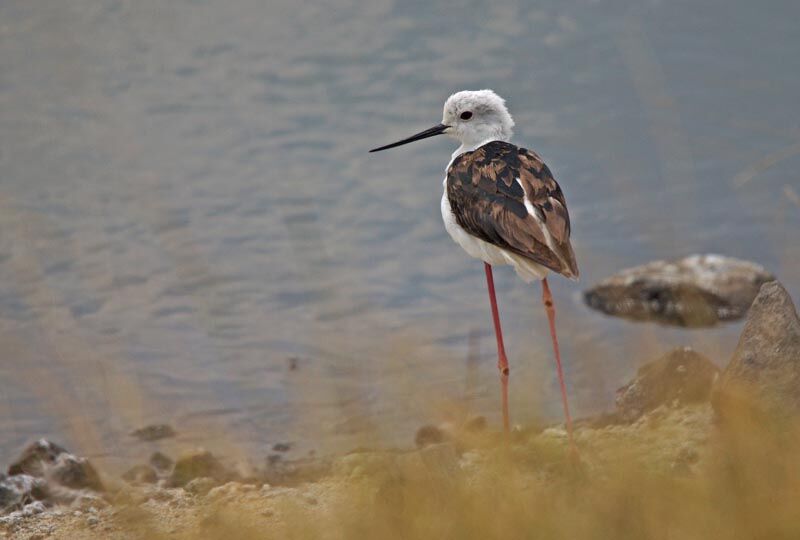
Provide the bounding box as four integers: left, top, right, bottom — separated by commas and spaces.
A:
541, 278, 577, 454
484, 263, 510, 433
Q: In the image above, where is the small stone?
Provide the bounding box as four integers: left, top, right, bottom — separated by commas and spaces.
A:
122, 465, 158, 485
130, 424, 176, 442
0, 474, 48, 513
272, 443, 292, 453
168, 450, 232, 487
0, 514, 21, 528
541, 426, 568, 439
415, 425, 447, 448
20, 501, 45, 516
149, 452, 174, 472
616, 347, 719, 423
185, 477, 217, 497
205, 482, 241, 502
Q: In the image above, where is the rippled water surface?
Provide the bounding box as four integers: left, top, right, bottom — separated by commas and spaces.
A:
0, 0, 798, 466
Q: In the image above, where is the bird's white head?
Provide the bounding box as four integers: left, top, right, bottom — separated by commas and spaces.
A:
369, 89, 514, 156
441, 90, 515, 152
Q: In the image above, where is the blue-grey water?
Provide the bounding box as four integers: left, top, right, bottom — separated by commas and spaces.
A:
0, 0, 798, 468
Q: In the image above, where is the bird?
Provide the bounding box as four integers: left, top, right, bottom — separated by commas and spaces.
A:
369, 90, 578, 449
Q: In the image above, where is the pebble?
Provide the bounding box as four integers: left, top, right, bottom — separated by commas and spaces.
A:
130, 424, 177, 442
185, 477, 217, 497
415, 424, 447, 448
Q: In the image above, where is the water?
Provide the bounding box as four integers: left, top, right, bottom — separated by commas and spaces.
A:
0, 0, 798, 467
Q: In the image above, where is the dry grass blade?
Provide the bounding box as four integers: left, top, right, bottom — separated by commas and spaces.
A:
733, 141, 800, 187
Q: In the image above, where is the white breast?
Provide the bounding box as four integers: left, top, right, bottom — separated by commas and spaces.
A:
440, 181, 549, 283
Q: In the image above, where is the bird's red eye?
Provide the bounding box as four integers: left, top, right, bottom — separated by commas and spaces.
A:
460, 111, 473, 120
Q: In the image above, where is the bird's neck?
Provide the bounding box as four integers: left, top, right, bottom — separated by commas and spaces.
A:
450, 136, 509, 164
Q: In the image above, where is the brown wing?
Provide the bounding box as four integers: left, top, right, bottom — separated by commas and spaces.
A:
446, 141, 579, 278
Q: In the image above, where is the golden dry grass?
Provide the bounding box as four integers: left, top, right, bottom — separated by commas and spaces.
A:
29, 399, 800, 540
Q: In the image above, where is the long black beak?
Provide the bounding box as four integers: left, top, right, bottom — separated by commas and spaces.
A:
369, 123, 449, 152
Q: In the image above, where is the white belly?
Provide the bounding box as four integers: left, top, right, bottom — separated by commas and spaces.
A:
440, 187, 548, 283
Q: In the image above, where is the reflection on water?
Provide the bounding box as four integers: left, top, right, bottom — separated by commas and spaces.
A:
0, 0, 798, 466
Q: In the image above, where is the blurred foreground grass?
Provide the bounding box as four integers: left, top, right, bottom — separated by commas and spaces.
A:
38, 396, 800, 540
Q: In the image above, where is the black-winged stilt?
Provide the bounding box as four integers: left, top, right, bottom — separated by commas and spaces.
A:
370, 90, 578, 449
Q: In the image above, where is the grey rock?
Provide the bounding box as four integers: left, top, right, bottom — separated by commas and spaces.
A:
584, 254, 774, 327
130, 424, 176, 442
7, 440, 102, 492
0, 474, 48, 513
616, 347, 719, 423
713, 281, 800, 422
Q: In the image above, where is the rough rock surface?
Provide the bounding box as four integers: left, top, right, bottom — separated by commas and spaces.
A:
0, 474, 48, 513
8, 440, 103, 492
616, 347, 719, 422
584, 254, 774, 327
0, 440, 105, 524
713, 281, 800, 422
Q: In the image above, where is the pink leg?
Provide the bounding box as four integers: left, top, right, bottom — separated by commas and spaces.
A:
541, 278, 577, 454
484, 263, 510, 433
